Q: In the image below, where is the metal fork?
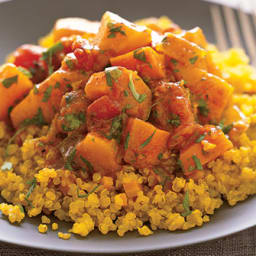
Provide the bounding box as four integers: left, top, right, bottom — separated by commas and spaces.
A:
210, 2, 256, 67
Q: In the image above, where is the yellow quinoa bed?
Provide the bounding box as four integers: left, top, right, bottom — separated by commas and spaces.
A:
1, 17, 256, 240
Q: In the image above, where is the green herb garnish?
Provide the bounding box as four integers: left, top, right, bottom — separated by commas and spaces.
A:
62, 112, 86, 132
197, 98, 209, 117
195, 134, 205, 143
42, 86, 53, 102
2, 75, 18, 88
222, 123, 233, 134
105, 115, 123, 143
192, 155, 203, 170
25, 177, 37, 202
41, 42, 64, 75
107, 22, 126, 38
54, 82, 61, 89
133, 49, 152, 68
181, 191, 191, 217
170, 58, 178, 66
65, 59, 74, 70
189, 56, 198, 65
124, 132, 130, 150
158, 153, 163, 160
128, 74, 147, 103
168, 114, 181, 127
77, 184, 101, 198
18, 67, 32, 78
140, 130, 156, 149
105, 67, 122, 87
64, 148, 76, 171
124, 90, 129, 97
80, 156, 94, 173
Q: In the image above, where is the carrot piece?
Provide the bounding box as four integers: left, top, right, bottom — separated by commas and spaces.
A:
94, 11, 152, 56
0, 63, 33, 121
53, 17, 100, 42
172, 65, 233, 123
124, 118, 170, 168
123, 180, 142, 199
155, 32, 207, 69
101, 176, 114, 190
84, 67, 152, 121
110, 47, 165, 80
76, 132, 121, 176
179, 125, 233, 175
11, 67, 89, 128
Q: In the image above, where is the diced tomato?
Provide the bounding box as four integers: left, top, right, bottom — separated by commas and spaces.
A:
87, 95, 121, 120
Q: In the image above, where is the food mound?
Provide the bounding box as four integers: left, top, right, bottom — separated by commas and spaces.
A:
0, 12, 256, 239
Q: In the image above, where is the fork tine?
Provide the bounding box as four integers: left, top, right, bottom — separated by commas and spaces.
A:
222, 6, 243, 49
238, 7, 256, 67
210, 5, 228, 51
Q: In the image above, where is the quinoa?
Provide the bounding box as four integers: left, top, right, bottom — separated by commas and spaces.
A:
1, 15, 256, 240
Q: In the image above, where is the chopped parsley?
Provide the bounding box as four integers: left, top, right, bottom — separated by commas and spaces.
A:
177, 159, 185, 172
133, 49, 152, 68
105, 115, 123, 143
170, 58, 178, 66
62, 112, 86, 132
158, 153, 163, 160
162, 36, 168, 43
80, 156, 94, 173
65, 59, 74, 70
25, 177, 37, 205
124, 132, 130, 150
42, 85, 53, 102
107, 22, 126, 38
105, 67, 122, 87
181, 191, 191, 217
173, 69, 180, 73
192, 155, 203, 170
41, 42, 64, 75
197, 98, 209, 117
54, 82, 61, 89
168, 114, 181, 127
64, 148, 76, 171
1, 162, 12, 171
2, 75, 18, 88
77, 184, 101, 198
18, 67, 32, 78
195, 134, 205, 143
153, 169, 168, 187
124, 90, 129, 97
189, 56, 199, 65
140, 130, 156, 148
18, 204, 24, 214
128, 73, 147, 103
222, 123, 233, 134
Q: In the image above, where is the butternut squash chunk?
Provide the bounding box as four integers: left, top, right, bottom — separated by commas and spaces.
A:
155, 32, 207, 69
182, 27, 207, 48
11, 67, 89, 128
85, 67, 152, 120
0, 63, 33, 121
172, 64, 233, 123
124, 118, 170, 168
76, 132, 121, 175
179, 125, 233, 175
94, 11, 152, 56
53, 17, 100, 42
110, 47, 165, 80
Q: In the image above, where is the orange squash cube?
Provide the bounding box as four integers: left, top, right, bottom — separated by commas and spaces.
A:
110, 47, 165, 80
0, 64, 33, 121
94, 11, 152, 56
